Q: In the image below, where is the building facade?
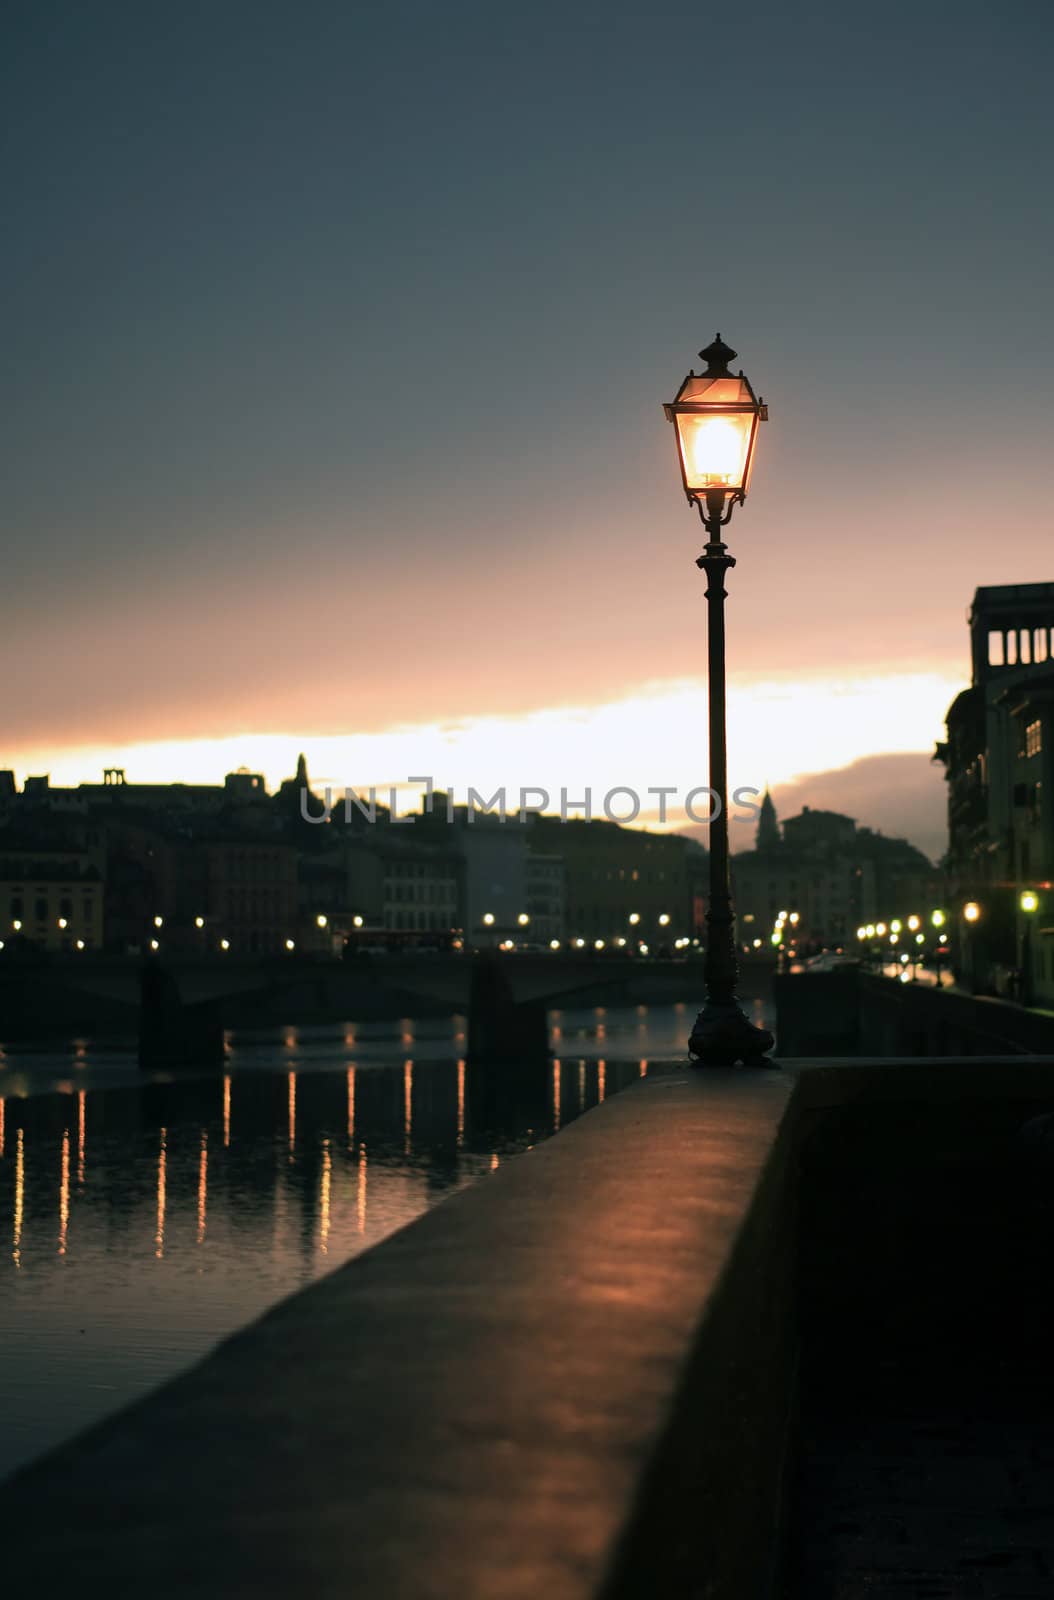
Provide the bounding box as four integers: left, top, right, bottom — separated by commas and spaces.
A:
936, 583, 1054, 1004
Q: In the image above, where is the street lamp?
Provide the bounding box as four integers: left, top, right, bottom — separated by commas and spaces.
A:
963, 901, 981, 923
665, 339, 772, 1064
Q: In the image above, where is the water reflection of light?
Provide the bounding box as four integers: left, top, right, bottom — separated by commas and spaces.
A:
155, 1128, 167, 1260
404, 1060, 413, 1154
598, 1061, 606, 1102
58, 1130, 70, 1256
636, 1004, 647, 1018
344, 1029, 356, 1049
319, 1139, 331, 1254
346, 1067, 356, 1146
223, 1075, 231, 1147
578, 1061, 586, 1112
287, 1072, 296, 1155
0, 1097, 5, 1158
552, 1060, 561, 1131
284, 1029, 297, 1052
490, 1153, 499, 1171
13, 1127, 24, 1268
73, 1038, 87, 1067
596, 1024, 607, 1042
640, 1059, 649, 1078
552, 1025, 562, 1041
456, 1058, 465, 1147
77, 1091, 86, 1184
357, 1143, 368, 1234
197, 1131, 208, 1245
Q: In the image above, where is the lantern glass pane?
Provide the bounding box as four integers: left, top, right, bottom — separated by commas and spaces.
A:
675, 410, 754, 492
675, 375, 754, 405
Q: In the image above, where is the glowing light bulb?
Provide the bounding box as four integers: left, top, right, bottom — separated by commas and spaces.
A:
685, 416, 747, 485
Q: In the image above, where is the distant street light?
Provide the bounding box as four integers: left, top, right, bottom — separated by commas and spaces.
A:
154, 915, 163, 929
195, 916, 205, 929
316, 913, 328, 928
483, 913, 495, 927
963, 901, 981, 923
517, 913, 530, 927
658, 913, 670, 927
628, 912, 641, 926
1020, 890, 1039, 914
352, 915, 364, 928
931, 909, 946, 927
665, 336, 772, 1066
285, 938, 296, 951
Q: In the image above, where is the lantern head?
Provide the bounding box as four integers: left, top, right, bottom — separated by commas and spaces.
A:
664, 334, 767, 517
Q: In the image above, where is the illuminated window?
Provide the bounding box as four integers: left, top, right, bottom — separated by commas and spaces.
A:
1026, 720, 1043, 760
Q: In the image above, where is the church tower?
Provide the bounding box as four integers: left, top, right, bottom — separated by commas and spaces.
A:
756, 788, 781, 853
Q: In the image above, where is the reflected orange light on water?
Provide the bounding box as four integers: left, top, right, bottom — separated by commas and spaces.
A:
578, 1061, 586, 1112
58, 1130, 70, 1256
357, 1142, 368, 1234
404, 1059, 413, 1154
223, 1075, 231, 1147
319, 1138, 331, 1254
0, 1098, 5, 1159
197, 1131, 208, 1245
155, 1128, 167, 1260
640, 1059, 649, 1078
552, 1060, 561, 1131
77, 1090, 86, 1184
346, 1066, 356, 1146
13, 1127, 24, 1269
598, 1061, 606, 1102
287, 1072, 296, 1155
456, 1058, 465, 1147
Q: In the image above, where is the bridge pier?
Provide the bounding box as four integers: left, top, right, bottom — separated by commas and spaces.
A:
466, 956, 550, 1066
139, 959, 224, 1071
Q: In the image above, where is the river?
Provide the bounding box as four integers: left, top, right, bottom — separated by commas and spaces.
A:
0, 993, 773, 1480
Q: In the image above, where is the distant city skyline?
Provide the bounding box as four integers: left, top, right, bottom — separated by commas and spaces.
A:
4, 2, 1051, 869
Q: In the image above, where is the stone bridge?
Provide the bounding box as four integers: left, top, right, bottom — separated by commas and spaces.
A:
0, 952, 738, 1067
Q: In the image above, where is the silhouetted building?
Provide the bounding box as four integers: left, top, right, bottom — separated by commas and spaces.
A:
0, 832, 105, 951
937, 584, 1054, 1003
732, 806, 937, 949
527, 816, 706, 947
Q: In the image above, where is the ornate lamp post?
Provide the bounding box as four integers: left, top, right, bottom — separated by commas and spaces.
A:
664, 334, 774, 1065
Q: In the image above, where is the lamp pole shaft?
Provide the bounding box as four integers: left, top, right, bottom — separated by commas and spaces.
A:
687, 492, 774, 1065
701, 534, 738, 1008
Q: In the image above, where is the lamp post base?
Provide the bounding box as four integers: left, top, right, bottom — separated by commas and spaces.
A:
688, 1000, 775, 1067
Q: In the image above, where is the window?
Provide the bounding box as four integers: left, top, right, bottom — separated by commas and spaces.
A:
1026, 719, 1042, 759
35, 898, 48, 922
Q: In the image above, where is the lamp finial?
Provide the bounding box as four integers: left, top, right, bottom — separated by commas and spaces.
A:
699, 334, 737, 376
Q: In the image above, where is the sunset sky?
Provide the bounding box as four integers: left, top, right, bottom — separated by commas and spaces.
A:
4, 1, 1053, 863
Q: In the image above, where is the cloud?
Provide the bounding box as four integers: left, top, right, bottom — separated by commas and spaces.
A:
706, 750, 947, 863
